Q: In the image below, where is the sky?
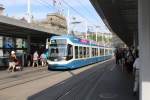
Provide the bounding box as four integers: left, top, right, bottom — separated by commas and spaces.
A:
0, 0, 110, 33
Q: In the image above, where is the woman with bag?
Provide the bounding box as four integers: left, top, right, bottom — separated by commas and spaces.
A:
7, 51, 17, 72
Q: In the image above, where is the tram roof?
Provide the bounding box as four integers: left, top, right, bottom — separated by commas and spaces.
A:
50, 35, 111, 48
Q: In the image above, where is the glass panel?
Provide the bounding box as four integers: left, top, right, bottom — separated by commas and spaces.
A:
92, 48, 94, 57
105, 49, 108, 55
96, 48, 98, 56
3, 37, 14, 48
48, 44, 67, 61
86, 47, 89, 58
79, 47, 83, 58
99, 48, 100, 56
67, 44, 73, 60
51, 39, 67, 45
0, 36, 3, 48
101, 49, 104, 55
94, 48, 96, 56
16, 38, 22, 48
83, 47, 86, 58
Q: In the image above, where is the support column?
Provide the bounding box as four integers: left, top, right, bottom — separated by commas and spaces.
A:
139, 0, 150, 100
27, 35, 31, 53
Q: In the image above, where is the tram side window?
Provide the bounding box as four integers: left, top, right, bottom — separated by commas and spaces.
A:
79, 46, 83, 58
96, 48, 98, 56
92, 48, 95, 57
99, 48, 101, 56
92, 48, 94, 57
105, 49, 108, 55
110, 49, 112, 54
75, 46, 78, 59
94, 48, 96, 56
86, 47, 89, 58
83, 47, 86, 58
101, 49, 104, 55
67, 44, 73, 60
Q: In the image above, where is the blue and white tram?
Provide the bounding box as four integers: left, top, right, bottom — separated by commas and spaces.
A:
47, 35, 112, 69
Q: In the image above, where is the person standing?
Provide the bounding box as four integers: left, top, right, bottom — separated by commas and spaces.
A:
32, 51, 39, 67
27, 53, 32, 67
115, 48, 119, 65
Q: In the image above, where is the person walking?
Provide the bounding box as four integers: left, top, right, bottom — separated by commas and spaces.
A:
133, 51, 140, 95
32, 51, 39, 67
7, 51, 17, 72
40, 52, 47, 67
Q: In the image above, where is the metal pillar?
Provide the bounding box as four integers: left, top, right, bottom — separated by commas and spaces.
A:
139, 0, 150, 99
27, 0, 31, 23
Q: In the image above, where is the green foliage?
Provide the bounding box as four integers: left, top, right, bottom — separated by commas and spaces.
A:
87, 33, 112, 43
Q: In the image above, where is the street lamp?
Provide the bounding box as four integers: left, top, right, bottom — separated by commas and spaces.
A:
27, 0, 31, 23
67, 8, 70, 34
85, 20, 88, 39
95, 26, 100, 42
70, 20, 81, 35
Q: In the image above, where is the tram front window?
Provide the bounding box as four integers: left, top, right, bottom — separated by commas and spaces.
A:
49, 45, 67, 61
48, 41, 73, 61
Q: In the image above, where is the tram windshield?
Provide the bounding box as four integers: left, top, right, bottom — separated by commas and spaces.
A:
48, 39, 73, 61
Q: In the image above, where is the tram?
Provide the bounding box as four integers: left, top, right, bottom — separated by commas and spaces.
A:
47, 35, 113, 69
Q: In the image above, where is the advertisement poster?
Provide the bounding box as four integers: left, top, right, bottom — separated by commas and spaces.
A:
0, 36, 3, 48
0, 50, 3, 56
16, 38, 22, 48
22, 39, 27, 48
3, 37, 14, 48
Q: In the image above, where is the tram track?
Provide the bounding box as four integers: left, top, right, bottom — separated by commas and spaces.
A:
0, 70, 63, 91
28, 59, 113, 100
0, 59, 113, 100
55, 62, 112, 100
0, 67, 47, 80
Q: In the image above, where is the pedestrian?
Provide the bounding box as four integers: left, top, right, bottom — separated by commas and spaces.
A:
32, 51, 39, 67
40, 52, 47, 67
7, 51, 17, 72
133, 50, 140, 95
126, 49, 134, 73
115, 48, 119, 65
27, 53, 32, 67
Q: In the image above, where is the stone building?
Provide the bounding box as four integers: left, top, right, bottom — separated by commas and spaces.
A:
33, 13, 67, 34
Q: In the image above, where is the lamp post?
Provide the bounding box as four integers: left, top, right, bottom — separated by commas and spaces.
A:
85, 20, 88, 39
67, 8, 70, 34
95, 26, 100, 42
71, 20, 81, 35
27, 0, 31, 23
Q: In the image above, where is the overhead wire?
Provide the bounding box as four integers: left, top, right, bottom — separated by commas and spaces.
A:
61, 0, 93, 23
76, 0, 109, 31
36, 0, 54, 10
60, 0, 109, 32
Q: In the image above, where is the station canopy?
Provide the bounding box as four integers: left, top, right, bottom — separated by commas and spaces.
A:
90, 0, 137, 46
